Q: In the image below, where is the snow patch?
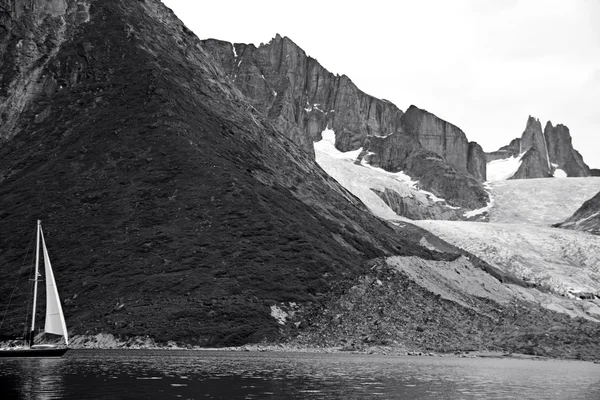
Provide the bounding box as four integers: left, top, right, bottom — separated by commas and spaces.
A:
486, 153, 524, 181
553, 168, 567, 178
314, 128, 363, 160
231, 43, 237, 59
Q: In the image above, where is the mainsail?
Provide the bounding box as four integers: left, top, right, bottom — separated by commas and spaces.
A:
40, 225, 69, 345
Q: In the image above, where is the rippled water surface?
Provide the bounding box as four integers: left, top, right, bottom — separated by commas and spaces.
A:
1, 350, 599, 399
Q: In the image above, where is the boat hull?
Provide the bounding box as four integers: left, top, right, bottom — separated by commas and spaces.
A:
0, 348, 68, 358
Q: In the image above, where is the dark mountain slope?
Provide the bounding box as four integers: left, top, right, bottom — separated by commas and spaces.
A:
0, 0, 440, 346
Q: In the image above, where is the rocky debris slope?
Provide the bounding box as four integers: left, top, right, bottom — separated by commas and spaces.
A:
555, 190, 600, 235
202, 37, 490, 214
0, 0, 446, 346
486, 116, 590, 180
287, 257, 600, 359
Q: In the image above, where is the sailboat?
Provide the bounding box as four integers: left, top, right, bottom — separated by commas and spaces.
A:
0, 220, 69, 357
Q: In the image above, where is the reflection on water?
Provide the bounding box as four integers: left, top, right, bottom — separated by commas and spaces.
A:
0, 350, 599, 399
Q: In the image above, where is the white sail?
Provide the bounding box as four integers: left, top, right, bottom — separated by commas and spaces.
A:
40, 228, 69, 345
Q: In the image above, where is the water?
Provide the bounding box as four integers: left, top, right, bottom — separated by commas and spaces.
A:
1, 350, 599, 399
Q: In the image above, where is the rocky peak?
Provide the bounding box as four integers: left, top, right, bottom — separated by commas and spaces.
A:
488, 115, 590, 179
544, 121, 590, 177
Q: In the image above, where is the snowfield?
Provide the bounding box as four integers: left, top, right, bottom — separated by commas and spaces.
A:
488, 177, 600, 226
487, 154, 524, 181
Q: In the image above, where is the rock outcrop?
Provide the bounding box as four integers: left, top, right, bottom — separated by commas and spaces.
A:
510, 147, 551, 180
399, 106, 468, 173
554, 191, 600, 235
544, 122, 591, 177
487, 116, 591, 179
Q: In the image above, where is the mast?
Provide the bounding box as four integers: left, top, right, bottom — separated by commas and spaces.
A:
29, 220, 41, 348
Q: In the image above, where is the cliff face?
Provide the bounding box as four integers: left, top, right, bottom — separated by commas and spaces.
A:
399, 105, 470, 174
202, 36, 404, 157
487, 116, 590, 179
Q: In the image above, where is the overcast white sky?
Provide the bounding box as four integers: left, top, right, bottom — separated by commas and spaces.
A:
162, 0, 600, 168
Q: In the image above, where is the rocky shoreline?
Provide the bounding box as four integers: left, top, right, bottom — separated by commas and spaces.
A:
56, 334, 596, 363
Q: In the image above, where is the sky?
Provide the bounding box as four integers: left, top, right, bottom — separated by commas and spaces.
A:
162, 0, 600, 168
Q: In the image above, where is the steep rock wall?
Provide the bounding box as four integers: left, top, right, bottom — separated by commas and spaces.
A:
399, 105, 469, 174
202, 36, 404, 157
